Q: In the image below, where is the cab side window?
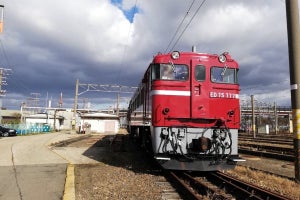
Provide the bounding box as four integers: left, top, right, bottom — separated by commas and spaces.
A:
151, 64, 188, 81
195, 65, 205, 81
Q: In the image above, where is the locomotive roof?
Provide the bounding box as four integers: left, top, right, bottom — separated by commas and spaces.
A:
153, 51, 235, 62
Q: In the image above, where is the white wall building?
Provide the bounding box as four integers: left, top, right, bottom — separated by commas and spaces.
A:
25, 113, 64, 131
79, 112, 119, 133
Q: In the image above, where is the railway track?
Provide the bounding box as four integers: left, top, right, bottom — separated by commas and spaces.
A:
239, 135, 293, 145
206, 171, 290, 200
238, 147, 294, 161
239, 133, 293, 139
109, 134, 295, 199
165, 170, 291, 200
238, 134, 294, 161
166, 171, 232, 199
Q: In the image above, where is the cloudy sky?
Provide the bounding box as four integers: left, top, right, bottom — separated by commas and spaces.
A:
0, 0, 296, 110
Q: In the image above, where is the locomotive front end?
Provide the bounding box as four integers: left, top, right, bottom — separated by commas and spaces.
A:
150, 51, 243, 171
153, 124, 240, 171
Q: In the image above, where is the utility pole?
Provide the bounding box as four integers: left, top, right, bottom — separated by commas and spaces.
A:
251, 95, 256, 138
0, 5, 13, 122
0, 5, 4, 123
73, 79, 79, 130
285, 0, 300, 182
274, 102, 278, 134
116, 93, 120, 116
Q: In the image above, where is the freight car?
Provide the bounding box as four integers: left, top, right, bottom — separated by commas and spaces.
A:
127, 49, 243, 171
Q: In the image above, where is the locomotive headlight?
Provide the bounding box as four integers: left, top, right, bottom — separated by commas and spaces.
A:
218, 54, 227, 63
171, 51, 180, 59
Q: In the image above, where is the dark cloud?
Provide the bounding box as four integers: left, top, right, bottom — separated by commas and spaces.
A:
0, 0, 294, 110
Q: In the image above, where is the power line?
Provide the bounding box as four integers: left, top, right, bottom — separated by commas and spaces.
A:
164, 0, 196, 53
0, 38, 13, 97
116, 0, 139, 85
169, 0, 207, 52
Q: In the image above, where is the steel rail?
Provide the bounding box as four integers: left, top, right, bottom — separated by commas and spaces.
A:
167, 171, 202, 200
180, 172, 233, 199
166, 171, 234, 200
239, 137, 293, 145
238, 147, 294, 162
207, 171, 291, 200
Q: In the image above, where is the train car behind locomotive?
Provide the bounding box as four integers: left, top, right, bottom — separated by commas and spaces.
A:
128, 49, 244, 171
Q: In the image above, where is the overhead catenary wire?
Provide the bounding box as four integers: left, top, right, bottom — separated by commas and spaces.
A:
108, 0, 139, 111
164, 0, 196, 53
0, 38, 30, 91
116, 0, 138, 86
168, 0, 207, 53
0, 37, 35, 109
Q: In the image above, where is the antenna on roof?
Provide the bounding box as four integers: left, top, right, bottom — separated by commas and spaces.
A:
192, 46, 196, 52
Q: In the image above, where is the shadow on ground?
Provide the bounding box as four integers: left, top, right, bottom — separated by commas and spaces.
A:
60, 134, 162, 175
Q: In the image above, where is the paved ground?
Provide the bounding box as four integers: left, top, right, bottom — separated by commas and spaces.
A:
0, 132, 82, 200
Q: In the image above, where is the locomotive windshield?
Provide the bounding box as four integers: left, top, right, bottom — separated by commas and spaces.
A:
211, 67, 238, 84
151, 64, 188, 81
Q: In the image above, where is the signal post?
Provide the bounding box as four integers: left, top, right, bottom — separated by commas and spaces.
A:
285, 0, 300, 182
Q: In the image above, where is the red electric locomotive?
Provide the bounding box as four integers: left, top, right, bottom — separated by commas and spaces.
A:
127, 49, 243, 171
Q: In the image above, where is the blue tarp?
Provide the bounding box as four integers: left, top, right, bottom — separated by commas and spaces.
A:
15, 124, 51, 135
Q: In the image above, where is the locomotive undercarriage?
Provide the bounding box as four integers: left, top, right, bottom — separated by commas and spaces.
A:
151, 126, 241, 171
